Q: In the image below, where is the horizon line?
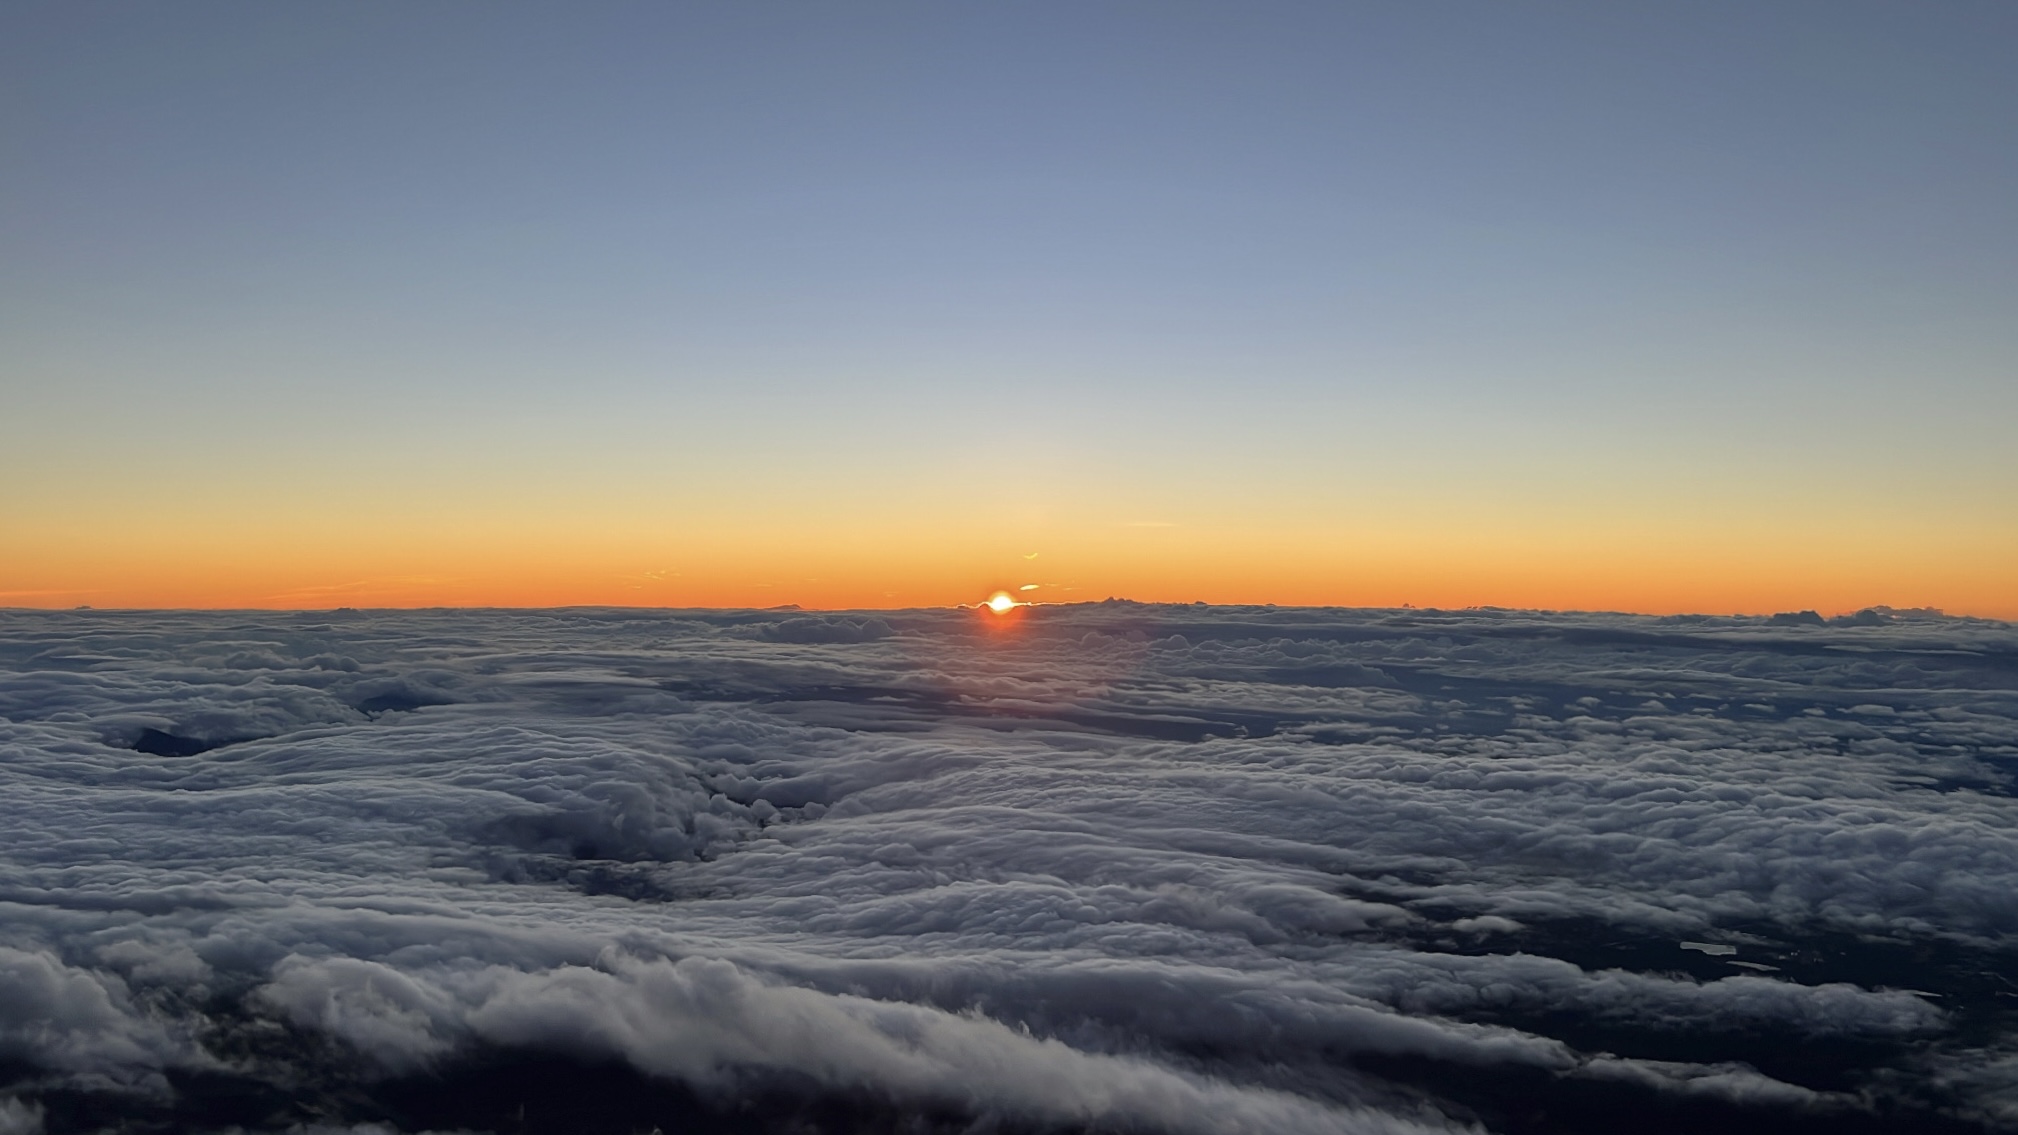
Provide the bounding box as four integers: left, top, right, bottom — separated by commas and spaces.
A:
2, 600, 1997, 624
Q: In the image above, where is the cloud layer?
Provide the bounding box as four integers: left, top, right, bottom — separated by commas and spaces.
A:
1, 603, 2014, 1133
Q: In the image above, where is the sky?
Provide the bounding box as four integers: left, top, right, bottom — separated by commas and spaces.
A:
3, 1, 2014, 614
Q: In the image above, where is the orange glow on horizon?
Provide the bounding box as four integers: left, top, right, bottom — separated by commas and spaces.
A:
3, 550, 2011, 619
3, 495, 2013, 618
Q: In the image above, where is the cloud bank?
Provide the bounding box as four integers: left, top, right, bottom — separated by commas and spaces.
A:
0, 603, 2014, 1133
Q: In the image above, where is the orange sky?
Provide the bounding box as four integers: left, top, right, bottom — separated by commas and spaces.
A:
6, 485, 2011, 616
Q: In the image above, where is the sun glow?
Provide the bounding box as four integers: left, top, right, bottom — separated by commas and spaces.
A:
986, 591, 1018, 613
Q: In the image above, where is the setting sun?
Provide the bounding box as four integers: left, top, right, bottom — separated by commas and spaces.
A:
986, 591, 1017, 613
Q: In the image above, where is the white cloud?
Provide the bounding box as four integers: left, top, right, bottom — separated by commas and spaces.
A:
0, 605, 2012, 1131
0, 947, 198, 1091
0, 1097, 44, 1135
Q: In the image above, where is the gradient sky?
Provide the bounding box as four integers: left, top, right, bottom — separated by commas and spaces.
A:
4, 2, 2015, 614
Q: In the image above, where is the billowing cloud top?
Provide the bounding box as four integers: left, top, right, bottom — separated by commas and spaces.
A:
0, 604, 2014, 1134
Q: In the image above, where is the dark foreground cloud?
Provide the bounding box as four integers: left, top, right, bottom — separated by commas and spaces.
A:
0, 604, 2014, 1133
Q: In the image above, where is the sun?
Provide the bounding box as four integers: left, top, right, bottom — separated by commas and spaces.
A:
986, 591, 1018, 613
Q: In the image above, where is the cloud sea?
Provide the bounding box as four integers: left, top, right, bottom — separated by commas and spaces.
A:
1, 603, 2014, 1134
